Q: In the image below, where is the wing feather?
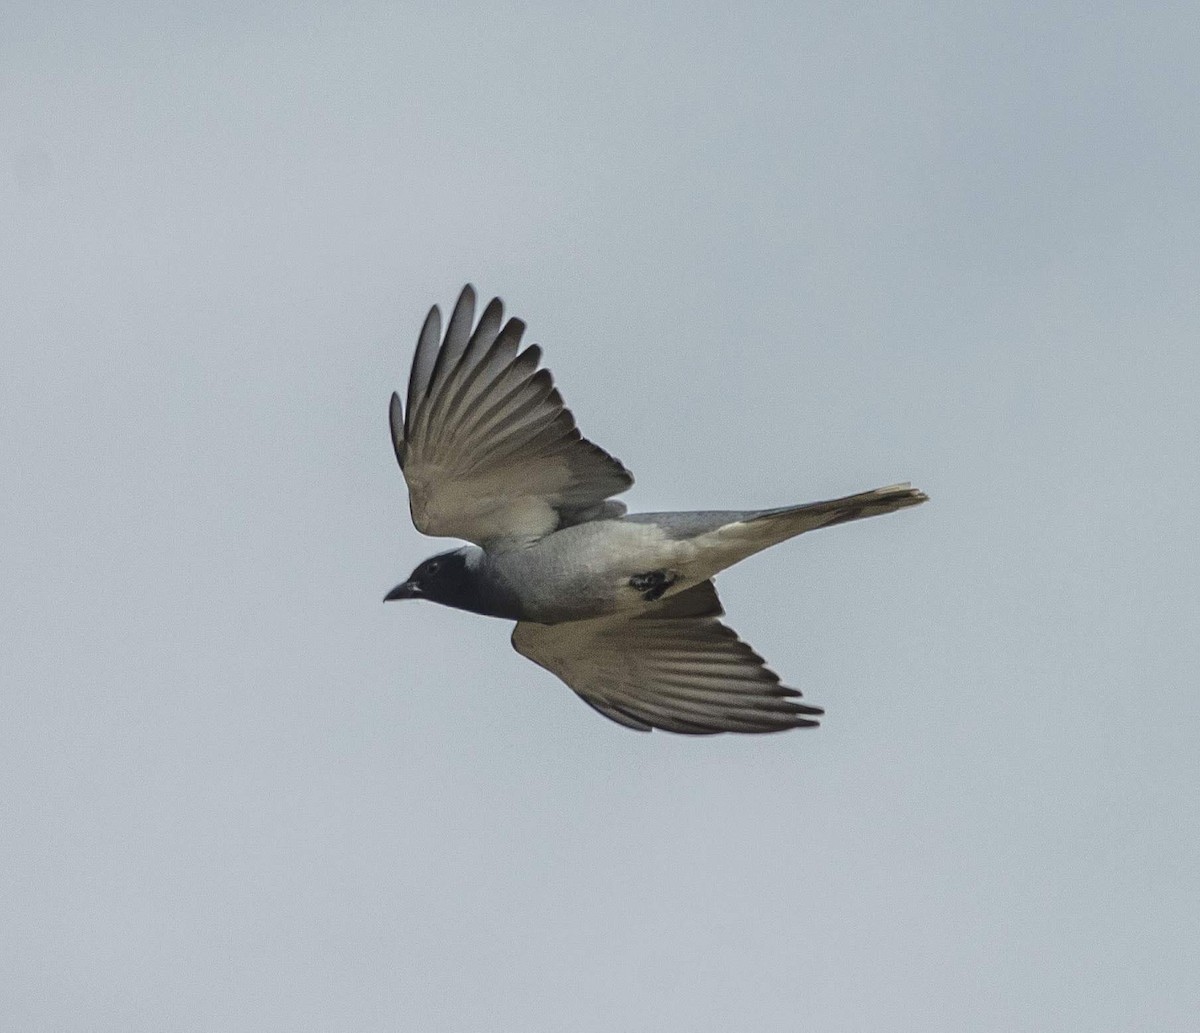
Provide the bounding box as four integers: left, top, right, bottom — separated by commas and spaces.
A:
393, 286, 633, 546
452, 357, 550, 455
433, 318, 527, 438
512, 582, 823, 734
406, 303, 443, 427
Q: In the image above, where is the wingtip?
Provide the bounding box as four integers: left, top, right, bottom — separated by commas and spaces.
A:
419, 302, 442, 342
388, 392, 405, 465
451, 284, 476, 322
479, 294, 505, 324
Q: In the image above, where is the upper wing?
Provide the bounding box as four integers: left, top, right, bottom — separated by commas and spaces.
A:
390, 285, 634, 547
511, 581, 823, 734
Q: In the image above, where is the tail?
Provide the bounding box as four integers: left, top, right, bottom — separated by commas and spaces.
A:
748, 482, 928, 544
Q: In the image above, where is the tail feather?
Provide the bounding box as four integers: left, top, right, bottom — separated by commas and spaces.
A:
749, 483, 928, 541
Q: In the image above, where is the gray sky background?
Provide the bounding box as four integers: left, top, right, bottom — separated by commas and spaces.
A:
3, 4, 1198, 1031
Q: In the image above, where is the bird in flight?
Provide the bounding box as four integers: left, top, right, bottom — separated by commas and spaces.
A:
385, 286, 926, 734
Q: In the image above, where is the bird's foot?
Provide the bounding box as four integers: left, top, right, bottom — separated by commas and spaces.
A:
629, 570, 677, 602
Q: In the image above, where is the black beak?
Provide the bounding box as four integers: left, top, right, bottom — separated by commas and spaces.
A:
383, 580, 421, 602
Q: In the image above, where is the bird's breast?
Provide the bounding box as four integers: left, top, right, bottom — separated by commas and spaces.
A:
484, 520, 699, 624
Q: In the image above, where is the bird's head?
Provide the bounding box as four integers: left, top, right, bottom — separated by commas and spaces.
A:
384, 548, 476, 610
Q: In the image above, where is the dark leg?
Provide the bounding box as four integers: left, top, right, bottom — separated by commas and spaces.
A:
629, 570, 677, 602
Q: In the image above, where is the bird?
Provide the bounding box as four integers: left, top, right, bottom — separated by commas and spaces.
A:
384, 286, 927, 735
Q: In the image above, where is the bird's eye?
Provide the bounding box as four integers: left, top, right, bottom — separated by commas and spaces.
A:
426, 560, 441, 575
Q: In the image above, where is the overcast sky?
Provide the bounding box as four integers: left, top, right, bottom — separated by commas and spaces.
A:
3, 4, 1198, 1031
